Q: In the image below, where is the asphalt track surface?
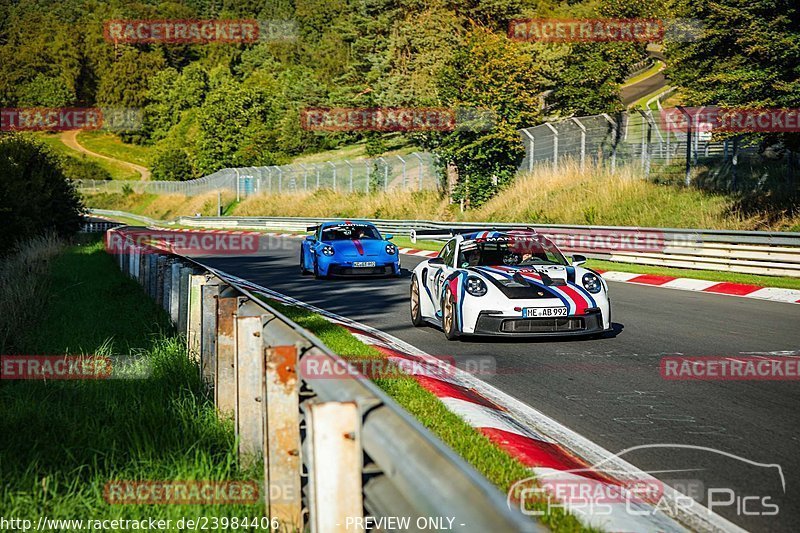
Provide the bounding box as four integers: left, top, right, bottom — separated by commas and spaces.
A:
196, 237, 800, 532
621, 69, 667, 107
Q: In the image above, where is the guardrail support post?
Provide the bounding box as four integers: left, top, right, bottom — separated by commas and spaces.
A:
201, 281, 221, 387
215, 291, 241, 417
305, 401, 363, 533
170, 263, 182, 325
148, 254, 156, 293
156, 256, 167, 310
235, 302, 267, 465
177, 267, 191, 333
187, 273, 204, 361
264, 345, 303, 528
162, 259, 173, 313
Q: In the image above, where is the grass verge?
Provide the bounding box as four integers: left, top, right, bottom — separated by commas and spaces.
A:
83, 161, 800, 231
0, 239, 260, 523
263, 299, 590, 532
76, 131, 153, 168
34, 132, 140, 181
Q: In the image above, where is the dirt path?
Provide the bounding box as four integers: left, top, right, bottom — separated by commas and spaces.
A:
60, 130, 151, 180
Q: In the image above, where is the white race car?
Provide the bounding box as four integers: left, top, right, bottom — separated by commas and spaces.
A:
409, 229, 611, 340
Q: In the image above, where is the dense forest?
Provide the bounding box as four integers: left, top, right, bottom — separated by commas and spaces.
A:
1, 0, 797, 206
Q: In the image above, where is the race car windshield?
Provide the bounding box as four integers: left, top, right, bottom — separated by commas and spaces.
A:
321, 225, 382, 241
458, 239, 568, 267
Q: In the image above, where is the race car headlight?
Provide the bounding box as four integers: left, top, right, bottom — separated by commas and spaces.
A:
466, 276, 487, 296
322, 245, 335, 256
386, 244, 397, 255
582, 273, 602, 294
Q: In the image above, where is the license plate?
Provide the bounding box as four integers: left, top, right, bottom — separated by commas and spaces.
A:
352, 261, 376, 267
523, 307, 568, 318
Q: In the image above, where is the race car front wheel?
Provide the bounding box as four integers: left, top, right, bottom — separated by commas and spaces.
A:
410, 276, 424, 327
442, 289, 459, 340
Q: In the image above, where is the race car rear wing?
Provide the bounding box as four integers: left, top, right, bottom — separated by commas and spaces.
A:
306, 225, 319, 232
410, 227, 537, 243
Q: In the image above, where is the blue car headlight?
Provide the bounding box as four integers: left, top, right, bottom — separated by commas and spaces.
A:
466, 276, 487, 296
582, 273, 602, 294
322, 245, 335, 256
386, 244, 397, 255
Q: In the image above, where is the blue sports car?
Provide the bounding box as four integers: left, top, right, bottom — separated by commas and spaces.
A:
300, 221, 401, 278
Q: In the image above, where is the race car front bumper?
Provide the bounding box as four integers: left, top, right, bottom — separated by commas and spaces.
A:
471, 308, 606, 336
325, 262, 400, 277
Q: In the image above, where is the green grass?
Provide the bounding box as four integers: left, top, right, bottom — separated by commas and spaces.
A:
263, 299, 591, 532
77, 131, 153, 167
33, 132, 141, 180
0, 240, 260, 524
291, 135, 418, 164
586, 259, 800, 290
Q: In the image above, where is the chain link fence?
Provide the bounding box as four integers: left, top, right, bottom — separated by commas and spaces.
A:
76, 152, 440, 198
519, 109, 763, 184
76, 110, 776, 198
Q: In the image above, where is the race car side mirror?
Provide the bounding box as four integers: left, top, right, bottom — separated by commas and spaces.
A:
305, 235, 315, 242
572, 254, 587, 266
385, 234, 393, 240
428, 257, 445, 265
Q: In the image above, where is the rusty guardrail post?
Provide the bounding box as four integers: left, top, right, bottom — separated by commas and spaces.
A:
187, 274, 205, 362
263, 345, 302, 529
235, 300, 267, 465
305, 401, 363, 533
215, 290, 241, 417
201, 280, 221, 386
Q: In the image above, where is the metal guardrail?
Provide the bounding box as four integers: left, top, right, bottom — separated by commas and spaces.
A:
162, 215, 800, 278
106, 226, 539, 533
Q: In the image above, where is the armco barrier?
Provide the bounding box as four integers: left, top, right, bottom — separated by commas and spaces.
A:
106, 226, 540, 533
90, 210, 800, 277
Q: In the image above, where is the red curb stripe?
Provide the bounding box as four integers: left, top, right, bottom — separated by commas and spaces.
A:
414, 374, 505, 411
480, 427, 610, 481
702, 282, 762, 296
627, 273, 675, 285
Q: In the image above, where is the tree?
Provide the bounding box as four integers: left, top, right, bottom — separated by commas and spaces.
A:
16, 74, 76, 107
427, 27, 548, 207
666, 0, 800, 150
0, 134, 84, 254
